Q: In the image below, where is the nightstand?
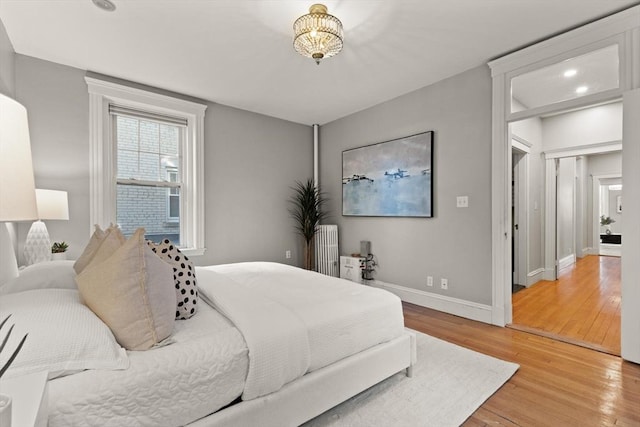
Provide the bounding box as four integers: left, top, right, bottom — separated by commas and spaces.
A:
0, 371, 48, 427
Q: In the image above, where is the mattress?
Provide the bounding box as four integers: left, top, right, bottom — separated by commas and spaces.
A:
47, 302, 249, 427
202, 262, 405, 372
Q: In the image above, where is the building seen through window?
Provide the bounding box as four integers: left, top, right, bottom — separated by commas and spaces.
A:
115, 115, 182, 244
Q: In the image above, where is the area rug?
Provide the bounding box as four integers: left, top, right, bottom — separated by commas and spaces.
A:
303, 330, 519, 427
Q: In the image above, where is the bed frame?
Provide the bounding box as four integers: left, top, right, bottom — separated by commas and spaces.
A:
189, 331, 416, 427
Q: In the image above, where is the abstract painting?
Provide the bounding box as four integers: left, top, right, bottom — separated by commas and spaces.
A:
342, 131, 433, 217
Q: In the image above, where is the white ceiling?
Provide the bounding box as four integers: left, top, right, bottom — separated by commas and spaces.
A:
1, 1, 637, 125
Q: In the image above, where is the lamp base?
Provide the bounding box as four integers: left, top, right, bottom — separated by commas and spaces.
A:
24, 220, 51, 265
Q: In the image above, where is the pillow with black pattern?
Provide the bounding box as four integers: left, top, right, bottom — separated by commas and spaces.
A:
146, 239, 198, 320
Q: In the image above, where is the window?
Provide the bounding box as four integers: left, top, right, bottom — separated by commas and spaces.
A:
86, 77, 207, 255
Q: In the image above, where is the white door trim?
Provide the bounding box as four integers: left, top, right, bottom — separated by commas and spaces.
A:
488, 6, 639, 338
622, 88, 640, 363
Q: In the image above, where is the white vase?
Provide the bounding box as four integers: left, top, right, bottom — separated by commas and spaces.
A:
51, 252, 67, 261
0, 394, 11, 427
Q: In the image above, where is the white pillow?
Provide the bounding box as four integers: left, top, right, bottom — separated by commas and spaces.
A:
0, 260, 76, 295
0, 289, 129, 379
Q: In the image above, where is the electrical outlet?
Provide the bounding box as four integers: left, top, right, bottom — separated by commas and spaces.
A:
285, 250, 291, 259
456, 196, 469, 208
427, 276, 433, 287
440, 278, 448, 290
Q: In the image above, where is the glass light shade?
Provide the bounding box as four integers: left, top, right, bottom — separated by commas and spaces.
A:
293, 4, 343, 64
0, 93, 37, 221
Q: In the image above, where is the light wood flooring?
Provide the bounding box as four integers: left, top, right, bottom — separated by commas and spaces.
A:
512, 255, 621, 355
403, 302, 640, 426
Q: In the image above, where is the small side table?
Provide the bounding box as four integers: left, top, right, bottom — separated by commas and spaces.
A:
0, 370, 48, 427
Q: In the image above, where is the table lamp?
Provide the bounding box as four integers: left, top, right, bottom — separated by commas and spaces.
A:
23, 189, 69, 265
0, 92, 38, 282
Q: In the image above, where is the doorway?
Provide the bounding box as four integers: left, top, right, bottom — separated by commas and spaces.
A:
507, 107, 623, 355
511, 139, 529, 293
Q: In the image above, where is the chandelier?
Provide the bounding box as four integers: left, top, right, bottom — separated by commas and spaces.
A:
293, 4, 343, 65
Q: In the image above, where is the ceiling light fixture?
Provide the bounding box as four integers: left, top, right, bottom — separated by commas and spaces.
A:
92, 0, 116, 12
563, 69, 577, 78
576, 85, 588, 94
293, 4, 343, 65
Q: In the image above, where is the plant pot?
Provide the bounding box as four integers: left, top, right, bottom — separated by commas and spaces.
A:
0, 394, 11, 427
51, 252, 67, 261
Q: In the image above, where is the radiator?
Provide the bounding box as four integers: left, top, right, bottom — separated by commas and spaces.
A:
315, 225, 339, 277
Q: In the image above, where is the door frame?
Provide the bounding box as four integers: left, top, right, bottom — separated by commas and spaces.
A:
593, 173, 622, 256
555, 157, 577, 272
486, 6, 638, 346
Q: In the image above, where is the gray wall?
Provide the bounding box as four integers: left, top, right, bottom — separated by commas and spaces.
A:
320, 66, 493, 305
202, 103, 312, 266
0, 20, 14, 97
14, 54, 313, 267
0, 18, 18, 257
541, 102, 622, 149
15, 55, 90, 264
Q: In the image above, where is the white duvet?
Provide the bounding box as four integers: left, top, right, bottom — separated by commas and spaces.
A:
48, 262, 405, 426
48, 302, 248, 427
197, 262, 405, 400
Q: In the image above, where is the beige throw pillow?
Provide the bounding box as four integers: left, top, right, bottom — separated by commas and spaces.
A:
76, 228, 176, 351
74, 224, 125, 274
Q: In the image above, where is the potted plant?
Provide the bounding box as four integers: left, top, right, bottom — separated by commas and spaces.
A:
51, 241, 69, 260
289, 179, 328, 270
0, 315, 28, 427
600, 215, 615, 235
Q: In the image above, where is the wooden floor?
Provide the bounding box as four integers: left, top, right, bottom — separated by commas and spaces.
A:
403, 302, 640, 426
512, 255, 621, 355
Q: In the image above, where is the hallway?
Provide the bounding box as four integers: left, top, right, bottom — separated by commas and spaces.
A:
511, 255, 621, 355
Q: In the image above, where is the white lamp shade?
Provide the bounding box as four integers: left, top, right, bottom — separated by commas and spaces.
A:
36, 189, 69, 220
0, 93, 38, 221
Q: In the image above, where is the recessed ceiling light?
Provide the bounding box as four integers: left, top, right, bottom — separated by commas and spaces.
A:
564, 69, 577, 78
92, 0, 116, 12
575, 86, 588, 94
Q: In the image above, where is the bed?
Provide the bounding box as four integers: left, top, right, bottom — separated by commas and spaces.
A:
0, 260, 415, 427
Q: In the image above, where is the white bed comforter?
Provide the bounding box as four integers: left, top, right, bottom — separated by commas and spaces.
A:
48, 303, 249, 427
197, 262, 404, 401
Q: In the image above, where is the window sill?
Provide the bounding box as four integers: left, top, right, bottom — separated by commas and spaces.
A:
179, 247, 206, 257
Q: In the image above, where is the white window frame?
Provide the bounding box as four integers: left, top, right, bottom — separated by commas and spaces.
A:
86, 77, 207, 256
166, 167, 180, 222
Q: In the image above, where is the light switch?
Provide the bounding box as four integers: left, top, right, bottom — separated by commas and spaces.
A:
456, 196, 469, 208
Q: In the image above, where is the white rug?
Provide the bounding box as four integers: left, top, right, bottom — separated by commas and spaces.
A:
303, 330, 519, 427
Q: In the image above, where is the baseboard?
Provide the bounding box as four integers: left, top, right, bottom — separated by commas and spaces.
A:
369, 280, 493, 324
542, 268, 556, 281
558, 254, 576, 270
526, 268, 544, 287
